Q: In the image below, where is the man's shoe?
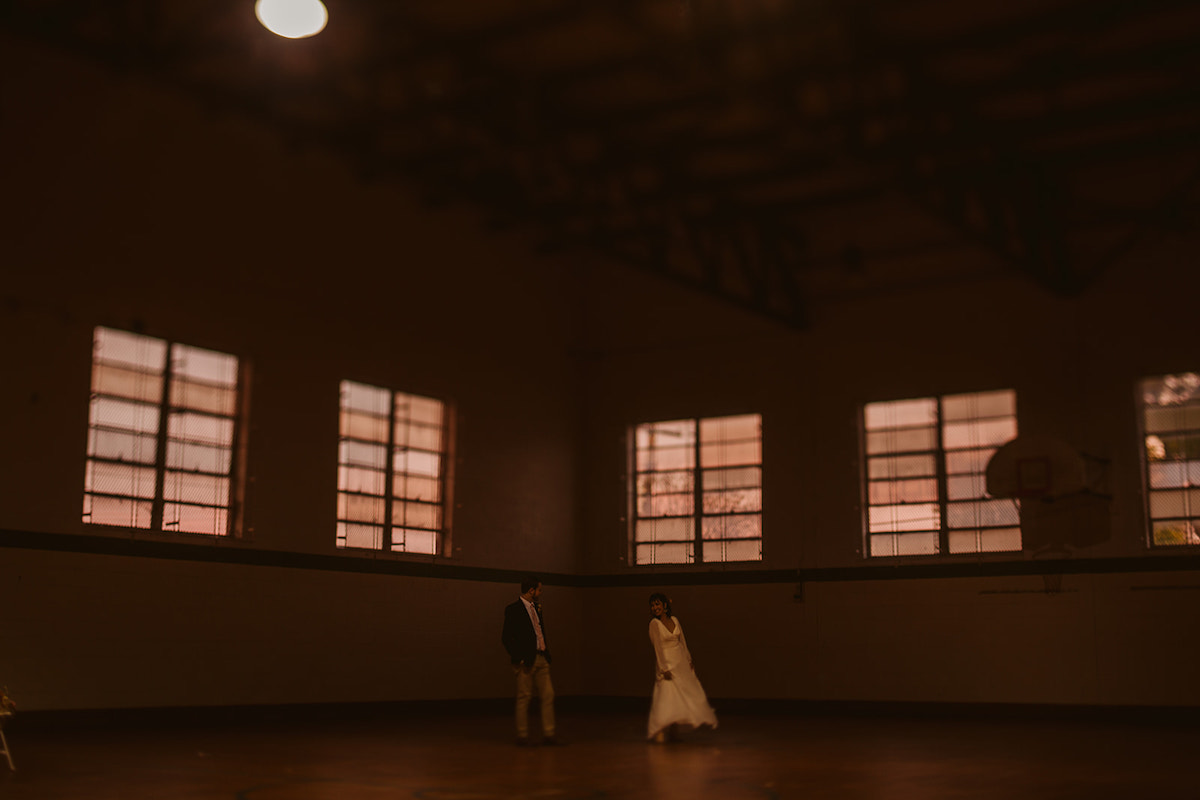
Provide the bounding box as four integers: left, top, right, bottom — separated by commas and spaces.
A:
542, 736, 564, 746
516, 737, 533, 746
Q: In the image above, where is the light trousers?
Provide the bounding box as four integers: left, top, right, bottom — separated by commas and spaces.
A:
514, 654, 555, 738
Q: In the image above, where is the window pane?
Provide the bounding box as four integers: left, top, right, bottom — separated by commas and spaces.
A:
170, 377, 236, 416
392, 501, 441, 530
341, 381, 391, 416
399, 393, 443, 426
702, 466, 760, 491
1147, 432, 1200, 462
869, 478, 937, 505
163, 503, 227, 536
396, 449, 441, 477
397, 422, 442, 451
635, 517, 692, 543
865, 426, 937, 455
640, 470, 694, 495
701, 513, 761, 539
1141, 373, 1200, 409
90, 396, 160, 435
340, 440, 388, 470
338, 493, 386, 524
698, 414, 761, 468
703, 538, 761, 562
637, 444, 694, 471
166, 441, 232, 474
699, 414, 760, 443
870, 532, 938, 557
162, 471, 229, 506
946, 499, 1020, 529
641, 493, 693, 517
864, 398, 937, 429
947, 473, 988, 501
394, 474, 441, 502
394, 528, 438, 554
94, 327, 166, 372
1151, 520, 1200, 546
83, 495, 153, 528
87, 428, 157, 466
168, 411, 233, 447
1147, 460, 1200, 489
700, 440, 760, 468
945, 448, 996, 475
1148, 489, 1200, 519
868, 454, 936, 480
173, 344, 237, 386
92, 362, 163, 404
702, 488, 762, 514
338, 522, 383, 549
943, 418, 1017, 449
340, 465, 387, 495
941, 390, 1015, 422
636, 420, 694, 450
341, 409, 389, 443
1143, 405, 1200, 434
84, 462, 157, 499
868, 503, 940, 533
949, 527, 1021, 554
636, 542, 693, 565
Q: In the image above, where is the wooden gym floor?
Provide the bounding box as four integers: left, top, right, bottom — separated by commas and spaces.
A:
0, 702, 1196, 799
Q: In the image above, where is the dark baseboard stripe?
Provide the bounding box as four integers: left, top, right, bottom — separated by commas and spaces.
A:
3, 527, 1199, 588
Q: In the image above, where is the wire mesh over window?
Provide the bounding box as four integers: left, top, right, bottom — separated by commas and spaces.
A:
337, 380, 448, 554
83, 327, 241, 535
864, 390, 1018, 558
633, 414, 762, 565
1140, 372, 1200, 547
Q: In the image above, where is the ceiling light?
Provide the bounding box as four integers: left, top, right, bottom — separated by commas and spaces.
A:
255, 0, 328, 39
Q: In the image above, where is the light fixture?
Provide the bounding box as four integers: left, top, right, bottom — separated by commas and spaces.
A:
255, 0, 328, 39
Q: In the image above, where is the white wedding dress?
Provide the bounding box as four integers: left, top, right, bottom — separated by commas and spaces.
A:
647, 616, 718, 739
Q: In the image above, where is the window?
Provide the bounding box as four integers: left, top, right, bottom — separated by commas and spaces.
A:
83, 327, 244, 536
863, 390, 1018, 557
632, 413, 762, 565
1140, 372, 1200, 546
337, 380, 450, 554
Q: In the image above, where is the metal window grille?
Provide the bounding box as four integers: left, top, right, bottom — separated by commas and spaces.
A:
1140, 372, 1200, 547
82, 327, 243, 536
337, 380, 448, 554
864, 390, 1018, 557
632, 413, 762, 565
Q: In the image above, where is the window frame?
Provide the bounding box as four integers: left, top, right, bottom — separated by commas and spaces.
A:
82, 326, 249, 538
861, 389, 1019, 559
629, 413, 764, 566
336, 380, 454, 556
1138, 372, 1200, 549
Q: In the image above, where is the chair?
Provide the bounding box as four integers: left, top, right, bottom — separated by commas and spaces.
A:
0, 710, 13, 770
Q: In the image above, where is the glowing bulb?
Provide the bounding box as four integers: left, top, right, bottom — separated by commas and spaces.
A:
256, 0, 328, 39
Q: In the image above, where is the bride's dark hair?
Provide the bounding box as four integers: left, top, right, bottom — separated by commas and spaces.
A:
648, 592, 672, 618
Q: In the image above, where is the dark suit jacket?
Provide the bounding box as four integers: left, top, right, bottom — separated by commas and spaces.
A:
502, 598, 551, 666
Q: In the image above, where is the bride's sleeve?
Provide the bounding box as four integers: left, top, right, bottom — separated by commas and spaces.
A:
649, 621, 669, 677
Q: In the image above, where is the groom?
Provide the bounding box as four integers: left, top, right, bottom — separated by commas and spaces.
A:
501, 575, 559, 746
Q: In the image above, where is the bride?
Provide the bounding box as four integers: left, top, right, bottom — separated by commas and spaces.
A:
646, 592, 718, 742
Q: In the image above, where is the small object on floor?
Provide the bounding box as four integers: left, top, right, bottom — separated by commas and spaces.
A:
542, 736, 564, 746
515, 737, 532, 747
0, 711, 13, 771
